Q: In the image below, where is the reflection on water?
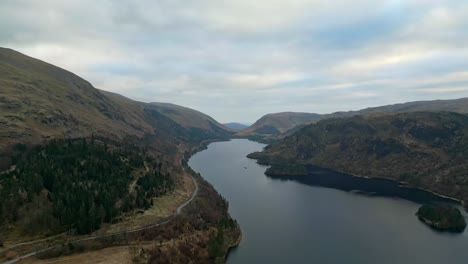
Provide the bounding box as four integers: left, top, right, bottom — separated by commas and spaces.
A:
269, 165, 460, 207
189, 139, 468, 264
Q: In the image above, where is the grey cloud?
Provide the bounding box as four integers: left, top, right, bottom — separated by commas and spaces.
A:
1, 0, 467, 123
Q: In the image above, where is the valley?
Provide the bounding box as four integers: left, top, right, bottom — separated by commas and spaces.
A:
2, 1, 468, 263
1, 47, 468, 264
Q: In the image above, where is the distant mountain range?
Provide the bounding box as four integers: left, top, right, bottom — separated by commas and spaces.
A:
223, 122, 249, 131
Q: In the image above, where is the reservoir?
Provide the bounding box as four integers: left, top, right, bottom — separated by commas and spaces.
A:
188, 139, 468, 264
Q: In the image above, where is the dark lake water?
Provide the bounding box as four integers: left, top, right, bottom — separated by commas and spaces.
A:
188, 139, 468, 264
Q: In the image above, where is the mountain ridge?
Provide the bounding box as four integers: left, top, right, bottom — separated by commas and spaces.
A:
241, 97, 468, 142
0, 47, 233, 167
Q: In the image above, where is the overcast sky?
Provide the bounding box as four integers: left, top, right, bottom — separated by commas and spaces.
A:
1, 0, 468, 123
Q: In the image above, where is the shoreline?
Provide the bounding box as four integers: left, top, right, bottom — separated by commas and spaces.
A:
247, 154, 465, 211
224, 224, 243, 262
183, 138, 243, 261
308, 165, 465, 207
2, 138, 239, 264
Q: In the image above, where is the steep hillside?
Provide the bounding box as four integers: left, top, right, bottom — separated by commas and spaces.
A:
249, 112, 468, 208
240, 112, 322, 135
148, 102, 234, 139
0, 47, 232, 167
223, 122, 249, 131
0, 48, 152, 150
0, 48, 239, 263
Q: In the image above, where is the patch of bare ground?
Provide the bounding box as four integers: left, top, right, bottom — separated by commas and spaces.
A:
20, 223, 238, 264
20, 229, 212, 264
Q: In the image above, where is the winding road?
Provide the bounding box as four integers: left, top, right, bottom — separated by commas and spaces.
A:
1, 158, 199, 264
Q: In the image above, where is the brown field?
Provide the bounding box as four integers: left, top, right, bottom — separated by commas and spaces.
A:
20, 245, 134, 264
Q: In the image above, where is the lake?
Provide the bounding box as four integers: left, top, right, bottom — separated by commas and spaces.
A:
188, 139, 468, 264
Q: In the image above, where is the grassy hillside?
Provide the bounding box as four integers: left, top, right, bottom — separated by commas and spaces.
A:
148, 102, 234, 139
149, 102, 228, 130
0, 48, 151, 162
249, 112, 468, 208
0, 47, 232, 167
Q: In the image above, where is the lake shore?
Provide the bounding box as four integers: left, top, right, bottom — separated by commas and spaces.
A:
249, 157, 466, 211
189, 139, 468, 263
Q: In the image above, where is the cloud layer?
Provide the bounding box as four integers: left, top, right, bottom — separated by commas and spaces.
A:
1, 0, 468, 122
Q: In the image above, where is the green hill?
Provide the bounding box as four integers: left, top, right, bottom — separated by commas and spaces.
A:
249, 112, 468, 208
